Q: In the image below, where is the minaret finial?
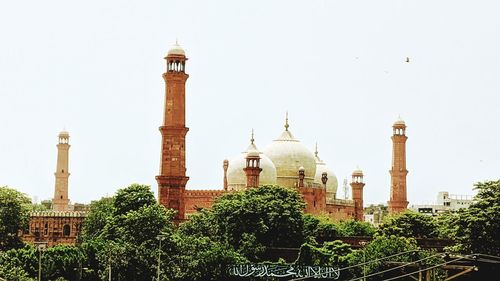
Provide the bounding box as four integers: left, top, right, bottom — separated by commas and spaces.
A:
315, 142, 318, 157
250, 128, 255, 144
285, 111, 289, 131
175, 38, 179, 45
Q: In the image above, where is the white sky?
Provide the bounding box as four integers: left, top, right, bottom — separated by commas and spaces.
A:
1, 1, 499, 206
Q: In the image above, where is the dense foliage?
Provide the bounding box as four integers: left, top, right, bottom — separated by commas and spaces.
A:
84, 184, 175, 281
336, 220, 376, 237
80, 197, 114, 241
0, 186, 31, 251
180, 185, 306, 261
303, 214, 376, 243
377, 211, 439, 238
441, 180, 500, 255
1, 180, 498, 280
295, 240, 352, 267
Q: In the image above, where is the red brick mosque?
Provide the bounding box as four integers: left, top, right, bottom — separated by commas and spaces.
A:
156, 42, 409, 222
22, 42, 409, 246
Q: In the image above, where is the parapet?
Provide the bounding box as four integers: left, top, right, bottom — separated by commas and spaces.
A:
30, 211, 87, 218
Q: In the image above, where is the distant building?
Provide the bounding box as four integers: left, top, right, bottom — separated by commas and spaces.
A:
22, 131, 87, 246
22, 211, 85, 247
410, 191, 473, 216
364, 204, 388, 227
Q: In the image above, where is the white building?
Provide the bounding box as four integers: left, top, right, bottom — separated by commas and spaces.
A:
410, 191, 473, 216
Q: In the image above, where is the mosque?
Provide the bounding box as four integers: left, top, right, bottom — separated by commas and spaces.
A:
156, 42, 409, 222
22, 42, 409, 246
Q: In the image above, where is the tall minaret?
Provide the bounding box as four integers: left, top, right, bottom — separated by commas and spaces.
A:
350, 168, 365, 221
156, 42, 189, 221
52, 131, 70, 211
388, 118, 409, 214
243, 130, 262, 188
223, 159, 229, 191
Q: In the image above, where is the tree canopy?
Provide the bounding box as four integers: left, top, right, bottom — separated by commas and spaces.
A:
180, 185, 306, 261
377, 211, 438, 238
446, 179, 500, 255
77, 184, 176, 281
0, 186, 31, 251
3, 180, 498, 280
80, 196, 114, 241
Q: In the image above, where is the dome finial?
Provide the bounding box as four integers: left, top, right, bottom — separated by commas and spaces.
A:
250, 128, 255, 145
394, 115, 406, 126
284, 111, 289, 131
167, 40, 186, 56
315, 142, 318, 157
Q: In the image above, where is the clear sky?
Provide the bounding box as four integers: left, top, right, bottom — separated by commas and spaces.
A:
1, 0, 499, 205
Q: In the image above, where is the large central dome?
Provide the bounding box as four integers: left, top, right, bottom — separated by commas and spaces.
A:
263, 120, 316, 188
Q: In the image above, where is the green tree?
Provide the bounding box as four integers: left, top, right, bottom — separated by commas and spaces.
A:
0, 244, 88, 281
87, 184, 175, 281
337, 220, 375, 237
168, 235, 246, 281
0, 264, 33, 281
0, 245, 36, 280
42, 245, 84, 280
113, 184, 156, 216
346, 235, 418, 280
302, 214, 340, 243
295, 240, 352, 267
80, 197, 114, 241
180, 185, 306, 261
377, 211, 438, 238
449, 180, 500, 255
0, 186, 31, 250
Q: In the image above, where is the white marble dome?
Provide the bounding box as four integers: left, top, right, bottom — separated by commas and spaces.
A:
393, 117, 406, 126
314, 150, 338, 197
227, 142, 277, 191
167, 42, 186, 56
263, 126, 316, 188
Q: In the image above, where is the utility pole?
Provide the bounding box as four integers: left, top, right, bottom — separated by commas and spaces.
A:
34, 242, 47, 281
108, 255, 112, 281
359, 241, 367, 281
343, 179, 349, 199
157, 235, 165, 281
38, 248, 42, 281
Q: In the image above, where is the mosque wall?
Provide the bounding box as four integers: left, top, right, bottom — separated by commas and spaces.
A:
325, 200, 356, 222
300, 187, 327, 215
184, 190, 225, 217
22, 211, 85, 247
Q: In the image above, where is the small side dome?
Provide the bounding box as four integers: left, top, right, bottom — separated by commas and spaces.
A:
393, 117, 406, 127
352, 168, 363, 176
167, 41, 186, 56
227, 135, 277, 191
58, 130, 69, 137
246, 149, 260, 158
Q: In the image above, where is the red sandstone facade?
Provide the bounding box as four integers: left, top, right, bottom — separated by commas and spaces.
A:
350, 170, 365, 221
156, 46, 190, 221
156, 45, 365, 222
22, 211, 85, 247
388, 120, 409, 213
